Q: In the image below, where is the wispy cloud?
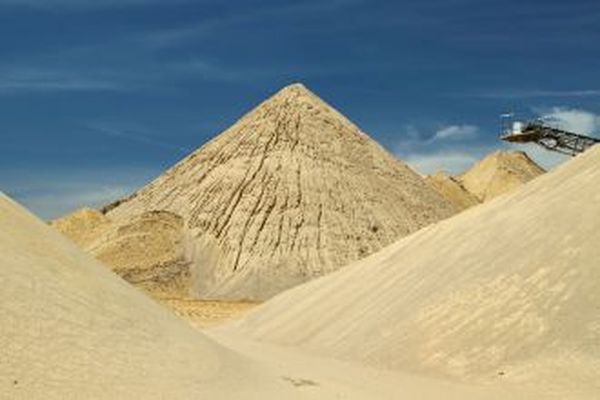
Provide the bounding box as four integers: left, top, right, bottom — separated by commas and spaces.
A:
0, 166, 159, 220
536, 107, 600, 135
0, 66, 128, 94
404, 151, 479, 175
394, 123, 480, 152
393, 123, 487, 174
431, 124, 479, 141
463, 89, 600, 99
139, 0, 363, 48
86, 122, 193, 153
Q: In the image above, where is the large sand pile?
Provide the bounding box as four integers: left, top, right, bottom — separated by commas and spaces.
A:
91, 83, 456, 300
458, 150, 545, 202
235, 146, 600, 397
0, 192, 315, 399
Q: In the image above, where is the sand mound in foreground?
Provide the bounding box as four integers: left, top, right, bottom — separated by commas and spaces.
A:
458, 150, 545, 202
235, 146, 600, 395
0, 193, 309, 399
90, 83, 455, 300
2, 192, 544, 400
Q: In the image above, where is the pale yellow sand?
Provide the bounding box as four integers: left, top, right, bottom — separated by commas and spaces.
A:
426, 171, 480, 210
52, 209, 190, 298
235, 146, 600, 398
426, 150, 545, 210
0, 193, 302, 399
163, 299, 258, 328
458, 150, 545, 201
208, 329, 554, 400
2, 192, 589, 399
96, 83, 456, 300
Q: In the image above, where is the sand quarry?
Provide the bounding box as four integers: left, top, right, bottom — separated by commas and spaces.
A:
2, 84, 598, 399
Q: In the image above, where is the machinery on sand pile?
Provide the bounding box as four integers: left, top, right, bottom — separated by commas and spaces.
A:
500, 114, 600, 156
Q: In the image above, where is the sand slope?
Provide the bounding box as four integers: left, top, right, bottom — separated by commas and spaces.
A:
2, 192, 546, 400
0, 193, 314, 399
50, 207, 111, 247
98, 83, 456, 300
458, 150, 545, 202
425, 172, 479, 210
53, 209, 189, 298
236, 146, 600, 396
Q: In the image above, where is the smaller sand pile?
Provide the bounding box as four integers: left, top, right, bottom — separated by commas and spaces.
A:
426, 151, 545, 209
53, 209, 188, 298
51, 208, 111, 247
457, 150, 545, 202
425, 172, 479, 210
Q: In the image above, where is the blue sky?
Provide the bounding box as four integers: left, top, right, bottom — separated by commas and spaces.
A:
1, 0, 599, 219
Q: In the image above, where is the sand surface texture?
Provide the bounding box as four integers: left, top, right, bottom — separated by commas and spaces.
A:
97, 83, 456, 300
425, 171, 480, 210
53, 209, 189, 298
2, 192, 552, 400
458, 150, 545, 202
0, 193, 313, 399
235, 146, 600, 398
426, 151, 544, 210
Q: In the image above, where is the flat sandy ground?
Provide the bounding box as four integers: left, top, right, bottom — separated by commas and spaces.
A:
205, 328, 565, 400
160, 306, 580, 400
162, 299, 259, 328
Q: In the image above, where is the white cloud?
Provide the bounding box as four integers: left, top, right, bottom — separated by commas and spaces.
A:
0, 167, 159, 220
466, 89, 600, 99
404, 151, 480, 175
17, 185, 131, 220
538, 107, 600, 135
0, 66, 127, 94
393, 123, 486, 174
431, 124, 479, 141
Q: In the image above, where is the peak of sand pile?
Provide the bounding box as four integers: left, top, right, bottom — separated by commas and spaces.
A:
96, 83, 456, 300
235, 146, 600, 396
425, 172, 479, 210
458, 150, 545, 202
0, 193, 317, 399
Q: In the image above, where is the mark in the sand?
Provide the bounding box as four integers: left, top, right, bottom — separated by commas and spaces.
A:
281, 376, 319, 387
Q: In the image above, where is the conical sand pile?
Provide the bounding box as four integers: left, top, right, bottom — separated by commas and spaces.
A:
97, 83, 456, 300
458, 150, 545, 202
235, 146, 600, 396
426, 151, 545, 210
